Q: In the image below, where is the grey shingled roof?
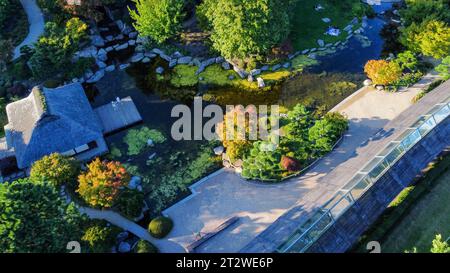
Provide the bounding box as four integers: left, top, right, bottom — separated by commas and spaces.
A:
5, 83, 104, 169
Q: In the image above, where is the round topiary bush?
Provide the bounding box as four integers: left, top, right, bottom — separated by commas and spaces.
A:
148, 216, 173, 239
134, 239, 158, 253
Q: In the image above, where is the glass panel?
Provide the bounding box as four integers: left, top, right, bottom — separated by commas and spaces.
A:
285, 234, 312, 253
378, 142, 399, 157
342, 173, 366, 191
418, 116, 437, 136
433, 105, 450, 123
401, 129, 421, 150
368, 158, 390, 180
361, 157, 384, 173
411, 116, 426, 128
350, 179, 371, 199
303, 213, 333, 241
277, 230, 304, 252
385, 144, 405, 165
322, 192, 345, 210
330, 194, 353, 218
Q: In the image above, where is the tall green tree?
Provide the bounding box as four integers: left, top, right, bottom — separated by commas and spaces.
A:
400, 0, 450, 26
0, 179, 86, 253
436, 56, 450, 80
430, 234, 450, 253
401, 19, 450, 59
198, 0, 292, 60
309, 112, 348, 155
129, 0, 185, 44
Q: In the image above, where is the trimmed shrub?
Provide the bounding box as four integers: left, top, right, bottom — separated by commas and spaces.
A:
148, 216, 173, 238
134, 239, 158, 253
280, 155, 301, 172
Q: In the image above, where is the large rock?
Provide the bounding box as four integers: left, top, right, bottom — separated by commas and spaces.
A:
317, 39, 325, 47
250, 69, 261, 76
257, 77, 265, 88
105, 65, 115, 72
105, 46, 114, 52
87, 69, 105, 83
128, 31, 138, 39
215, 57, 224, 64
116, 20, 125, 31
142, 57, 151, 63
135, 44, 145, 52
271, 64, 281, 71
233, 66, 247, 79
118, 242, 131, 253
117, 231, 129, 243
172, 51, 183, 58
77, 46, 98, 58
115, 43, 129, 51
152, 48, 164, 55
363, 79, 373, 86
160, 53, 171, 62
260, 65, 270, 71
144, 52, 157, 58
322, 18, 331, 23
119, 63, 130, 70
129, 176, 142, 190
96, 61, 106, 69
202, 58, 216, 68
131, 53, 144, 63
247, 74, 254, 82
178, 56, 192, 64
213, 146, 224, 156
128, 39, 136, 46
221, 61, 231, 70
156, 67, 164, 74
91, 35, 105, 47
169, 59, 177, 68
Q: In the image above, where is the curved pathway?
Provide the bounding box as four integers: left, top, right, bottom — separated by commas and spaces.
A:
13, 0, 45, 60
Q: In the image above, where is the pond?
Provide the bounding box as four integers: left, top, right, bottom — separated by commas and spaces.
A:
86, 2, 394, 215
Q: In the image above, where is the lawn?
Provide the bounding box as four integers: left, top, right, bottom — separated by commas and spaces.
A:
290, 0, 366, 50
354, 155, 450, 253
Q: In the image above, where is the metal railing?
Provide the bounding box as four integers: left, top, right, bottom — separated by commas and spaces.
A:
277, 95, 450, 253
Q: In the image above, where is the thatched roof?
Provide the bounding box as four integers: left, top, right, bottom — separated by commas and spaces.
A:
4, 83, 103, 169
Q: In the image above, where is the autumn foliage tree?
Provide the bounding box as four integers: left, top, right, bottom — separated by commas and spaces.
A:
77, 158, 131, 208
364, 60, 402, 86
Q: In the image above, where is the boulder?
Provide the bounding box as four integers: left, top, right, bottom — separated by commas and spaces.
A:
169, 59, 177, 68
117, 231, 129, 242
213, 146, 224, 155
129, 176, 142, 190
105, 35, 114, 42
128, 39, 136, 46
177, 56, 192, 64
260, 65, 270, 71
84, 70, 94, 79
135, 44, 145, 52
322, 18, 331, 23
172, 51, 183, 58
215, 57, 224, 64
221, 61, 231, 70
96, 61, 107, 69
119, 63, 130, 70
228, 75, 235, 80
115, 43, 129, 51
233, 66, 247, 78
202, 58, 216, 68
131, 53, 144, 63
144, 52, 157, 58
142, 57, 151, 63
115, 34, 124, 41
118, 242, 131, 253
87, 69, 105, 83
160, 53, 171, 62
91, 35, 105, 47
152, 48, 164, 55
317, 39, 325, 47
283, 62, 291, 69
105, 65, 115, 72
247, 74, 254, 82
271, 64, 281, 71
105, 46, 114, 52
343, 25, 353, 32
156, 67, 164, 74
115, 20, 125, 31
257, 77, 265, 88
250, 69, 261, 76
136, 36, 147, 44
77, 46, 97, 58
128, 31, 138, 39
363, 79, 373, 86
302, 49, 310, 54
122, 26, 132, 35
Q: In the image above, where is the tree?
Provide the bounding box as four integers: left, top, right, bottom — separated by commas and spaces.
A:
115, 188, 144, 219
285, 104, 313, 142
134, 239, 158, 253
241, 141, 283, 180
401, 19, 450, 59
0, 0, 13, 29
77, 158, 131, 208
364, 60, 402, 86
436, 56, 450, 80
0, 39, 13, 72
400, 0, 450, 26
198, 0, 292, 60
30, 153, 80, 188
129, 0, 185, 44
29, 18, 88, 79
430, 234, 450, 253
0, 179, 86, 253
81, 220, 119, 253
309, 112, 348, 154
394, 50, 418, 72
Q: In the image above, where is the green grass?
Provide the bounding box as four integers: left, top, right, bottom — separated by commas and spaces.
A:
354, 155, 450, 253
170, 64, 199, 87
290, 0, 365, 50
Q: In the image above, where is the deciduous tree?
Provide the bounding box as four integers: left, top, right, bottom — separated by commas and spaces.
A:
30, 153, 80, 188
